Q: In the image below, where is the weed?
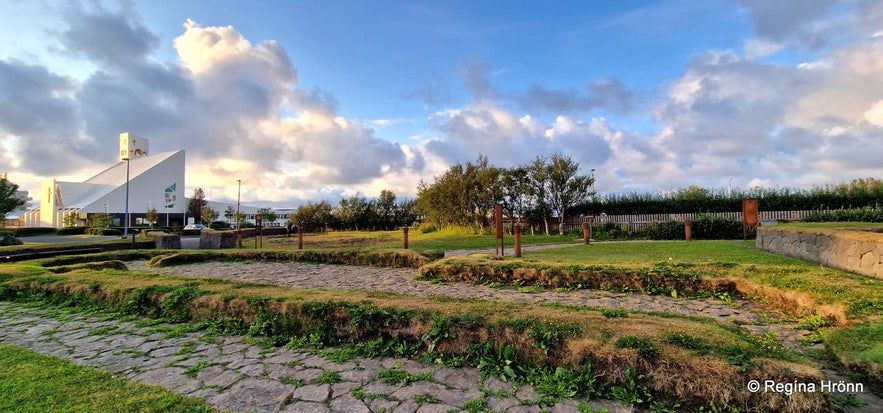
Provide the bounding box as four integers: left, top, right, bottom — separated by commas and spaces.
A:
422, 315, 457, 353
462, 398, 492, 413
476, 344, 521, 382
88, 325, 120, 336
600, 308, 627, 319
532, 363, 602, 405
662, 333, 707, 351
798, 314, 830, 331
183, 361, 210, 378
696, 401, 744, 412
830, 393, 867, 411
310, 371, 341, 385
413, 393, 442, 404
320, 346, 360, 363
377, 363, 434, 386
526, 320, 582, 355
610, 366, 652, 406
175, 341, 197, 356
279, 377, 304, 387
615, 336, 660, 361
721, 346, 759, 371
576, 401, 610, 413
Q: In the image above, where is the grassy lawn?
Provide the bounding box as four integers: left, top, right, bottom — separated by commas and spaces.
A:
0, 343, 217, 413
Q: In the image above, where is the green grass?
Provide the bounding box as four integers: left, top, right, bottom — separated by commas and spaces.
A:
0, 343, 216, 412
520, 240, 793, 265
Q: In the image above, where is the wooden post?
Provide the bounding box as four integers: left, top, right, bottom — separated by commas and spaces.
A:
685, 218, 692, 241
495, 204, 504, 256
297, 224, 303, 250
402, 226, 410, 249
514, 223, 522, 258
582, 222, 590, 245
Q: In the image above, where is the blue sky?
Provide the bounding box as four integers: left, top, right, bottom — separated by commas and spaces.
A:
1, 0, 881, 207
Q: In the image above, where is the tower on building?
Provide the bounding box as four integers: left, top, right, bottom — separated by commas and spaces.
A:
119, 132, 149, 161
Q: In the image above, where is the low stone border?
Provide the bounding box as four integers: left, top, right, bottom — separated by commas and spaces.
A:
757, 226, 882, 279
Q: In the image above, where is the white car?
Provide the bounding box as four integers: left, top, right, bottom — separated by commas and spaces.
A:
183, 224, 209, 230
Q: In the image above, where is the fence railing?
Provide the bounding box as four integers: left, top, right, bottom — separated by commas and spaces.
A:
520, 210, 820, 234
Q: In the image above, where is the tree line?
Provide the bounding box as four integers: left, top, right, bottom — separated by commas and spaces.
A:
572, 177, 883, 215
417, 153, 595, 235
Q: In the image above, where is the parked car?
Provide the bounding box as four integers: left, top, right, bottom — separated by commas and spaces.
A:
183, 224, 208, 230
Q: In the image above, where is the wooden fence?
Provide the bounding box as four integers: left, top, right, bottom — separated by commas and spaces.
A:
532, 210, 819, 234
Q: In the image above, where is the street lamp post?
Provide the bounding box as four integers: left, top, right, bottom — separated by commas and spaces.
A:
104, 201, 108, 228
236, 179, 242, 248
123, 157, 130, 238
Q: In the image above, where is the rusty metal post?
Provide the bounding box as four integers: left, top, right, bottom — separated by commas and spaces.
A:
298, 225, 303, 250
402, 226, 410, 249
685, 218, 692, 241
582, 222, 590, 245
514, 223, 522, 258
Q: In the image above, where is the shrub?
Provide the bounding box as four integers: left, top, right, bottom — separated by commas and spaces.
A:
644, 220, 684, 240
209, 221, 230, 230
86, 228, 122, 236
691, 215, 745, 240
12, 227, 57, 237
56, 227, 89, 235
804, 205, 883, 223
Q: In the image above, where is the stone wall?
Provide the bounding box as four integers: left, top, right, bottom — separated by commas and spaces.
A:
199, 230, 239, 249
757, 226, 882, 279
153, 234, 181, 249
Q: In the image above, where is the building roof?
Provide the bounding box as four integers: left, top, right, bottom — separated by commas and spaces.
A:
59, 150, 183, 210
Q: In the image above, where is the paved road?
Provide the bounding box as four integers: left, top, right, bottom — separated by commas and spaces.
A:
17, 235, 123, 243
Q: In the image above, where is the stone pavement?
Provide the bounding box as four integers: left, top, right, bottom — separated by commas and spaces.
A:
126, 260, 812, 349
0, 301, 631, 413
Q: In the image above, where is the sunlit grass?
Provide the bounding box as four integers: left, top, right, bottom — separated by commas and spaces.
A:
0, 343, 216, 412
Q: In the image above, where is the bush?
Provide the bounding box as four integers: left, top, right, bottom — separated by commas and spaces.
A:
86, 228, 122, 236
644, 220, 684, 240
210, 221, 230, 230
804, 205, 883, 223
691, 215, 746, 239
56, 227, 88, 235
593, 222, 632, 241
416, 222, 437, 234
12, 227, 57, 237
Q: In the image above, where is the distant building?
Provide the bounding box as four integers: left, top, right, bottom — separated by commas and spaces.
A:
21, 132, 291, 229
22, 134, 187, 228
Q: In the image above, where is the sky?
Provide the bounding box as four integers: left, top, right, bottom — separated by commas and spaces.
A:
1, 0, 882, 208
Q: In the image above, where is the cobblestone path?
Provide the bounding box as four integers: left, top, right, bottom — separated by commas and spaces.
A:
126, 260, 812, 349
0, 301, 630, 413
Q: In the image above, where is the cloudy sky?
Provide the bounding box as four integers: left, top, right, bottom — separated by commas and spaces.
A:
1, 0, 882, 207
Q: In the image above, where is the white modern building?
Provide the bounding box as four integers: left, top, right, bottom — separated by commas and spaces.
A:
21, 133, 187, 228
21, 133, 293, 229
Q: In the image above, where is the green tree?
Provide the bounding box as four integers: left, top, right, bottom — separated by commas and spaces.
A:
62, 211, 79, 227
145, 206, 159, 228
377, 189, 397, 230
187, 188, 207, 223
545, 153, 594, 235
202, 206, 219, 225
337, 195, 369, 230
293, 201, 334, 230
256, 207, 277, 225
526, 156, 553, 235
224, 206, 235, 224
0, 177, 25, 220
90, 213, 113, 229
